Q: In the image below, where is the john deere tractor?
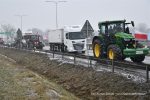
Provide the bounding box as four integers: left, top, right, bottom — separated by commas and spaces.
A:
92, 20, 149, 62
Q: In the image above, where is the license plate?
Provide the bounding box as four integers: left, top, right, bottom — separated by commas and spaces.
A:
136, 51, 143, 54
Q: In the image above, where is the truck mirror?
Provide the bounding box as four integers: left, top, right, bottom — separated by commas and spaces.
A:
66, 33, 69, 39
131, 21, 134, 27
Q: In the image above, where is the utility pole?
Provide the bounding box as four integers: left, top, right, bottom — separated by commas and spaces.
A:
46, 0, 67, 29
15, 15, 27, 32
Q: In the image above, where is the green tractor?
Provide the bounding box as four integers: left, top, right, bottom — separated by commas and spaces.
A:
92, 20, 149, 62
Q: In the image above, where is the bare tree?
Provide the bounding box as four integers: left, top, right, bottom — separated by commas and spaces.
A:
0, 24, 16, 42
1, 24, 16, 33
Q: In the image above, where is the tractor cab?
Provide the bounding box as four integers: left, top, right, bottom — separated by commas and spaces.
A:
92, 20, 149, 62
98, 20, 136, 49
99, 20, 134, 35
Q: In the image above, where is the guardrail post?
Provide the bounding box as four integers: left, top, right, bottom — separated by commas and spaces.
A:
146, 66, 149, 83
112, 59, 114, 73
34, 47, 36, 52
52, 51, 55, 58
74, 54, 76, 66
90, 60, 92, 67
62, 52, 64, 60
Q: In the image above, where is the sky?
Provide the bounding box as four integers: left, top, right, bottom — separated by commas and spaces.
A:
0, 0, 150, 32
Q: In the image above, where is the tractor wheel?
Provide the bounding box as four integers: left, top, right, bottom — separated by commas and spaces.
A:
107, 44, 123, 60
93, 39, 103, 58
130, 55, 145, 63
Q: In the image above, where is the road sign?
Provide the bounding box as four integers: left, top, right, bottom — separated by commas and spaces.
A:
81, 20, 94, 37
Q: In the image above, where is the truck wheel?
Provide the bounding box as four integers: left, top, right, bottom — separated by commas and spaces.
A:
58, 44, 61, 52
50, 44, 52, 51
93, 39, 103, 58
107, 44, 123, 60
61, 44, 64, 52
62, 45, 67, 52
130, 55, 145, 63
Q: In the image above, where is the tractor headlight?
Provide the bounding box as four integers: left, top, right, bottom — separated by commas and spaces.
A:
124, 39, 131, 41
133, 44, 136, 48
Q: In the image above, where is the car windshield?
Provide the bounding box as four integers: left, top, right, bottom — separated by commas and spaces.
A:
68, 32, 85, 40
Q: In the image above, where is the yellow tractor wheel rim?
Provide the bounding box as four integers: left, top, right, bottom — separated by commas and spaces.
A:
94, 44, 101, 58
109, 49, 114, 60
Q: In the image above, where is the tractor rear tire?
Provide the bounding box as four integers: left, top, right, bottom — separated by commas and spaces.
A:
107, 44, 123, 60
93, 39, 103, 58
130, 55, 145, 63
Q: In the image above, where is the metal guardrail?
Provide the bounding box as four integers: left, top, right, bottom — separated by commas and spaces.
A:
0, 46, 150, 83
43, 50, 150, 83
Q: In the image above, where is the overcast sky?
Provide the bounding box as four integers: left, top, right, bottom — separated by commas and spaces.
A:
0, 0, 150, 31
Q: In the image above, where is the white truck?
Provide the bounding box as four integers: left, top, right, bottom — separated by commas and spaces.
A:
48, 25, 86, 53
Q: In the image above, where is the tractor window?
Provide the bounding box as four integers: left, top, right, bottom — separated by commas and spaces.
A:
101, 25, 106, 34
108, 25, 114, 34
108, 23, 124, 34
114, 23, 124, 33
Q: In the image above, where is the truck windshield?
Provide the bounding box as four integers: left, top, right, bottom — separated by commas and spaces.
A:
31, 35, 39, 40
24, 35, 39, 40
68, 32, 85, 40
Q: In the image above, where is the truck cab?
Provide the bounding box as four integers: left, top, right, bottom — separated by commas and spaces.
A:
23, 34, 44, 49
64, 26, 86, 53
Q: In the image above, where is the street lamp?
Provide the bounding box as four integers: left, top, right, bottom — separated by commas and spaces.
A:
15, 15, 27, 31
46, 0, 67, 29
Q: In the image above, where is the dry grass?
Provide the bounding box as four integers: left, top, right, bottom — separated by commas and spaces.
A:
0, 54, 80, 100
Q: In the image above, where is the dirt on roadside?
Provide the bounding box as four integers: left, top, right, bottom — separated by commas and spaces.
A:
0, 47, 150, 100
